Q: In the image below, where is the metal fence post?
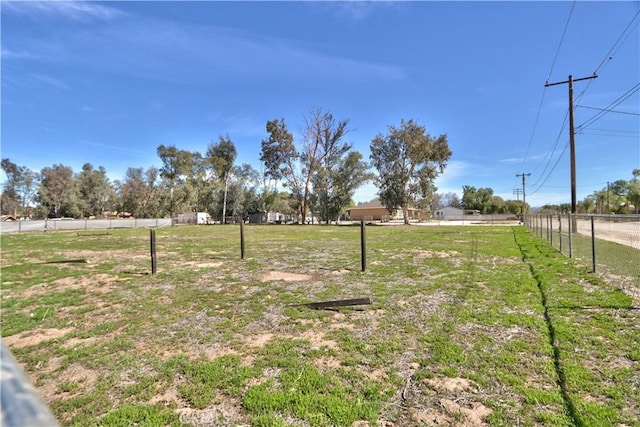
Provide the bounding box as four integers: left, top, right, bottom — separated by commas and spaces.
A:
360, 220, 367, 272
568, 214, 573, 258
590, 215, 596, 273
558, 214, 562, 254
240, 219, 245, 259
150, 229, 157, 274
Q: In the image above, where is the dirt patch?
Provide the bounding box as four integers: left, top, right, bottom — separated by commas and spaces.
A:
175, 398, 245, 426
261, 271, 313, 282
38, 363, 99, 400
247, 333, 274, 348
413, 249, 458, 259
314, 356, 342, 371
424, 377, 476, 393
184, 261, 223, 269
439, 398, 492, 426
4, 273, 119, 300
4, 327, 74, 348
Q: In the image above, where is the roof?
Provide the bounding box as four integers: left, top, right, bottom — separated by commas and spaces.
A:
348, 200, 418, 212
348, 200, 386, 210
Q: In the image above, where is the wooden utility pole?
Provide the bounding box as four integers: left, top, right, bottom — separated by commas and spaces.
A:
516, 173, 531, 213
545, 74, 597, 229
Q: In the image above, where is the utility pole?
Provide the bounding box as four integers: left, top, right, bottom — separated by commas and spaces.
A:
513, 188, 522, 201
545, 74, 598, 229
607, 181, 610, 214
516, 173, 531, 214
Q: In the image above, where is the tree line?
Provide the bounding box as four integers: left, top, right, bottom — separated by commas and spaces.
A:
5, 106, 634, 223
537, 170, 640, 215
1, 109, 453, 224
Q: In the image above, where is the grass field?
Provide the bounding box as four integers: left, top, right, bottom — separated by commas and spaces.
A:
1, 225, 638, 426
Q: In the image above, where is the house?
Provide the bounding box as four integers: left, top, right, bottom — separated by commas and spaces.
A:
434, 206, 464, 220
347, 200, 419, 222
0, 215, 17, 221
176, 212, 210, 225
434, 207, 483, 220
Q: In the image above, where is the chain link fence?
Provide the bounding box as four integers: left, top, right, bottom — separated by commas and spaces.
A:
524, 214, 640, 288
0, 218, 173, 234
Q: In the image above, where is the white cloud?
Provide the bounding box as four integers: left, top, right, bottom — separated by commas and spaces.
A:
30, 73, 68, 90
2, 1, 126, 22
10, 15, 404, 85
352, 182, 379, 203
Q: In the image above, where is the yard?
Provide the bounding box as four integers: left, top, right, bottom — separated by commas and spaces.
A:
1, 225, 638, 426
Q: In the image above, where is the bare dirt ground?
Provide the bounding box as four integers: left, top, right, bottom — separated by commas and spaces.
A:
574, 218, 640, 249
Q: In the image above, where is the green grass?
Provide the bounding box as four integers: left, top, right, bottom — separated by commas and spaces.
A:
1, 224, 638, 426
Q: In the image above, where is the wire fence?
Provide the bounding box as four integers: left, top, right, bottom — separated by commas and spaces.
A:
524, 214, 640, 288
0, 218, 173, 234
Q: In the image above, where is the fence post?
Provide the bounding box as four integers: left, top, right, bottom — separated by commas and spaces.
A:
558, 214, 562, 254
568, 214, 573, 258
360, 220, 366, 272
539, 215, 543, 238
590, 215, 596, 273
240, 219, 245, 259
549, 214, 553, 246
150, 229, 157, 274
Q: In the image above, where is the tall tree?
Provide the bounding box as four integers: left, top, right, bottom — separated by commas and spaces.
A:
157, 145, 194, 218
206, 135, 237, 223
260, 118, 304, 220
461, 185, 494, 213
1, 159, 39, 217
117, 167, 161, 218
38, 164, 74, 218
76, 163, 114, 217
370, 119, 451, 224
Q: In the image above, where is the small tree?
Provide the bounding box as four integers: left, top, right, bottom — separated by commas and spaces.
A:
370, 119, 451, 224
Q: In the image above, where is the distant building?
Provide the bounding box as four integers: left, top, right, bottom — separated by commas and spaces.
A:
434, 206, 464, 219
346, 200, 419, 222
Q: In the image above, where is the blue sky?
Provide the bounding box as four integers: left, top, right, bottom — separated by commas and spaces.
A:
1, 1, 638, 207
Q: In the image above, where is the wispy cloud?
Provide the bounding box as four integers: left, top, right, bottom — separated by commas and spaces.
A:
1, 48, 40, 60
434, 160, 473, 193
2, 1, 126, 22
9, 16, 405, 85
30, 73, 68, 90
311, 1, 399, 22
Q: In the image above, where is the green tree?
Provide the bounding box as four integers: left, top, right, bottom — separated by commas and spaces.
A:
157, 145, 195, 218
1, 158, 39, 217
38, 164, 74, 218
260, 118, 301, 221
370, 119, 451, 224
76, 163, 115, 217
116, 167, 161, 218
461, 186, 494, 213
206, 135, 237, 223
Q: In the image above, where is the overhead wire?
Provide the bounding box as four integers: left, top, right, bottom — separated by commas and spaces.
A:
575, 9, 639, 106
525, 5, 639, 196
517, 1, 576, 190
576, 105, 640, 116
592, 9, 640, 75
577, 83, 640, 130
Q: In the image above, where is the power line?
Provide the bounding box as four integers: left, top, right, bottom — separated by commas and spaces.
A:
575, 10, 639, 112
528, 141, 570, 196
529, 108, 569, 189
546, 1, 577, 84
577, 105, 640, 116
593, 9, 640, 75
577, 83, 640, 130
